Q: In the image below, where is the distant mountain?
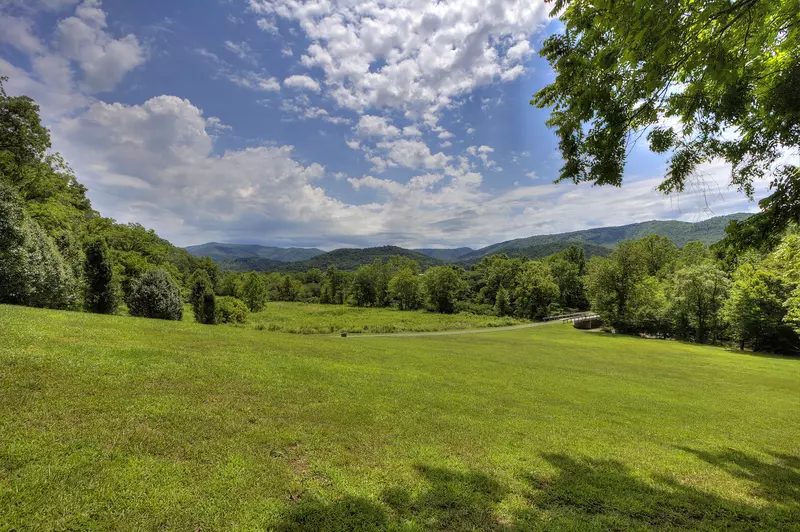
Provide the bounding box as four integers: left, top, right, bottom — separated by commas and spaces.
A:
185, 242, 325, 263
219, 246, 444, 272
459, 213, 751, 261
414, 247, 474, 262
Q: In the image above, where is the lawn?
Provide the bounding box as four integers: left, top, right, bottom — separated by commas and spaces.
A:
246, 302, 525, 334
1, 304, 799, 530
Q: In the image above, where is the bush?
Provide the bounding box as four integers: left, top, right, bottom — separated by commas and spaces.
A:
215, 296, 248, 324
84, 237, 119, 314
188, 269, 215, 324
0, 183, 77, 309
127, 269, 183, 320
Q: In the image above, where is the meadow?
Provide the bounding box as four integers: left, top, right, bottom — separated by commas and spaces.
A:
1, 304, 799, 531
246, 302, 525, 334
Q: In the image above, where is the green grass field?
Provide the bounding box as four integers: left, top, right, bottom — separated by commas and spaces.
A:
1, 304, 799, 530
246, 302, 525, 334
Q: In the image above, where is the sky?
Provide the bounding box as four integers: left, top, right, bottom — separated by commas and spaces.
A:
0, 0, 769, 250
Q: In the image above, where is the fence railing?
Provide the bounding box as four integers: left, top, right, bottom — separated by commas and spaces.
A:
543, 311, 597, 322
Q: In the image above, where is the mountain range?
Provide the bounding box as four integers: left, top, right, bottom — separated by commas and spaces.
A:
186, 213, 751, 272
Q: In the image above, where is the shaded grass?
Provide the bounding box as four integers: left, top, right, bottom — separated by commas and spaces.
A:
0, 304, 799, 530
246, 301, 525, 334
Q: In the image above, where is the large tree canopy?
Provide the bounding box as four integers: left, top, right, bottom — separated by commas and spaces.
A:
534, 0, 799, 229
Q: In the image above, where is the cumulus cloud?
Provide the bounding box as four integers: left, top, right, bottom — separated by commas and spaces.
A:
247, 0, 549, 121
376, 139, 451, 170
50, 95, 387, 246
56, 0, 145, 92
283, 74, 321, 92
357, 115, 400, 138
0, 0, 143, 119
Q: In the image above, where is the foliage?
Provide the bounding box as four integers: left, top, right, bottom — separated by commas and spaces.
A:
585, 242, 646, 332
422, 266, 466, 314
0, 182, 77, 309
240, 272, 268, 312
494, 287, 512, 317
83, 238, 119, 314
189, 269, 216, 324
534, 0, 799, 231
127, 269, 183, 321
214, 296, 248, 324
513, 261, 560, 320
388, 268, 422, 310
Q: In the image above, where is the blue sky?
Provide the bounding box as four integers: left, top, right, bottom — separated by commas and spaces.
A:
0, 0, 765, 249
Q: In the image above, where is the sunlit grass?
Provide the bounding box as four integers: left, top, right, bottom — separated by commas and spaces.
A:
246, 301, 525, 334
1, 304, 798, 530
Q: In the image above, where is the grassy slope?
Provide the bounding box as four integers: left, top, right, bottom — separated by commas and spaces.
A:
247, 302, 524, 334
1, 305, 798, 530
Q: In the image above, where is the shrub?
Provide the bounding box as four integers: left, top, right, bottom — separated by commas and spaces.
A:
84, 237, 119, 314
215, 296, 248, 324
0, 183, 77, 309
127, 269, 183, 320
188, 269, 216, 324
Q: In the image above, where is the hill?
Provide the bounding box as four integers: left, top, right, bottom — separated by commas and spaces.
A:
499, 241, 613, 261
413, 247, 474, 262
219, 246, 444, 272
185, 242, 325, 262
4, 304, 798, 530
460, 213, 751, 261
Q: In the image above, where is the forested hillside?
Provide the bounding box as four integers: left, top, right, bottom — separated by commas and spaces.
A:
185, 242, 324, 262
225, 246, 444, 273
458, 214, 751, 261
413, 247, 474, 262
0, 78, 212, 315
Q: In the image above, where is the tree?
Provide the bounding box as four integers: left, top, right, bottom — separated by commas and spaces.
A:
0, 182, 77, 309
585, 242, 645, 331
127, 269, 183, 321
350, 264, 379, 306
636, 235, 677, 277
422, 266, 466, 314
669, 262, 729, 343
513, 261, 560, 320
722, 262, 795, 353
388, 268, 421, 310
494, 287, 512, 317
188, 269, 215, 324
534, 0, 800, 237
84, 237, 119, 314
629, 276, 671, 338
548, 257, 586, 310
240, 272, 268, 312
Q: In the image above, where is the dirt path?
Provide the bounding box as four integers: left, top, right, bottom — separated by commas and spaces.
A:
336, 320, 557, 339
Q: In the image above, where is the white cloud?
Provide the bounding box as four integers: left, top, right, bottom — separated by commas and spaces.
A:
0, 15, 46, 55
526, 171, 539, 180
357, 115, 400, 138
403, 125, 422, 137
281, 47, 293, 57
255, 17, 278, 33
55, 0, 145, 92
376, 138, 450, 170
438, 130, 454, 140
283, 74, 321, 92
49, 95, 389, 246
466, 127, 475, 135
247, 0, 549, 120
224, 40, 257, 63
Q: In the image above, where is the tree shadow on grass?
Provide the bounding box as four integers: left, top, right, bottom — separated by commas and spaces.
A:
677, 447, 800, 506
272, 464, 509, 531
272, 452, 799, 531
517, 453, 799, 531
